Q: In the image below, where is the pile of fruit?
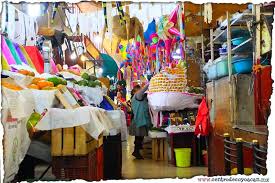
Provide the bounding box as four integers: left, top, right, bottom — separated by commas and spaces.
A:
2, 80, 23, 91
149, 67, 187, 93
75, 73, 102, 88
18, 69, 35, 76
27, 77, 67, 90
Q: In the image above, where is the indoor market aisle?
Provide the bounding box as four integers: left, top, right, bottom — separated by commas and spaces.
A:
122, 136, 208, 179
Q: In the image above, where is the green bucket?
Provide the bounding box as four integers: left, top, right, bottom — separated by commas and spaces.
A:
174, 148, 192, 168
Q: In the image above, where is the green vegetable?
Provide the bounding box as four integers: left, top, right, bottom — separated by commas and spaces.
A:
78, 80, 88, 86
47, 77, 67, 86
88, 81, 96, 87
47, 77, 60, 86
81, 73, 90, 80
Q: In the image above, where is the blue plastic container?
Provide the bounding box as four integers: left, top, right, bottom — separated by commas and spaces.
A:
216, 58, 237, 78
232, 37, 249, 46
208, 63, 217, 80
232, 58, 253, 73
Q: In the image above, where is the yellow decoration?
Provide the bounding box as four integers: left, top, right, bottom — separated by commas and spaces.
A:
1, 54, 10, 70
149, 67, 187, 93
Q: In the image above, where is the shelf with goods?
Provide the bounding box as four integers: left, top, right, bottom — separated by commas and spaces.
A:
205, 4, 272, 176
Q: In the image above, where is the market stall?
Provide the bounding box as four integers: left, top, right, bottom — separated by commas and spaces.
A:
1, 1, 272, 182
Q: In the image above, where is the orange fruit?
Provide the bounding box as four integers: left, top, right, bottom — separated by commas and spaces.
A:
28, 84, 39, 90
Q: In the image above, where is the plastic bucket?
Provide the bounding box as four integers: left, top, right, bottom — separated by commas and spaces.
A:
217, 59, 229, 78
174, 148, 191, 168
232, 58, 253, 74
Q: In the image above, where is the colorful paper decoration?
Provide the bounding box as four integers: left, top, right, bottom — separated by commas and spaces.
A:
24, 46, 44, 74
50, 58, 58, 74
5, 38, 23, 65
169, 5, 179, 24
144, 19, 156, 44
13, 43, 28, 65
1, 54, 10, 70
1, 36, 16, 65
20, 45, 35, 68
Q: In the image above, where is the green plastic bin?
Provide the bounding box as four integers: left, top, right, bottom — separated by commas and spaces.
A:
174, 148, 191, 168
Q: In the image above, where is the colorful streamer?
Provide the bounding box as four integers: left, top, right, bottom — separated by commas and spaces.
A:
19, 45, 35, 68
102, 2, 108, 32
5, 38, 23, 65
1, 36, 16, 65
1, 54, 10, 70
13, 43, 28, 65
24, 46, 44, 74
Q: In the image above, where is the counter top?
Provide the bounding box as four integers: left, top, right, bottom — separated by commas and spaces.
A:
232, 125, 268, 136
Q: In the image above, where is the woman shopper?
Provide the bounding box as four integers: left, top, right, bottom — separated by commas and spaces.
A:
129, 84, 152, 159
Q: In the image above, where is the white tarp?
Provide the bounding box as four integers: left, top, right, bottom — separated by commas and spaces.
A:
2, 88, 58, 118
148, 92, 202, 111
2, 95, 31, 183
35, 106, 116, 140
106, 110, 128, 141
2, 87, 35, 119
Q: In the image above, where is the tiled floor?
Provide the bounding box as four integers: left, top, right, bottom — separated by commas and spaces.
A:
122, 136, 208, 179
35, 136, 207, 180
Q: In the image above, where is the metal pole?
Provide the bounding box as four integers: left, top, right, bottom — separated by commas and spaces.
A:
210, 28, 214, 61
227, 11, 235, 125
223, 133, 231, 175
227, 12, 232, 80
236, 138, 244, 174
252, 139, 259, 174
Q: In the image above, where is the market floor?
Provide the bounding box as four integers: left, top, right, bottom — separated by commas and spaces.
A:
34, 136, 208, 180
122, 136, 208, 179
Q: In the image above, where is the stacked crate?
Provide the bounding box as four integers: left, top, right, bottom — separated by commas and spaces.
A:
51, 86, 104, 181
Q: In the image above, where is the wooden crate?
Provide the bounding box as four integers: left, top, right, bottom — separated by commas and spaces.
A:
142, 140, 152, 159
52, 129, 103, 156
52, 145, 104, 181
52, 85, 103, 156
152, 138, 168, 161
